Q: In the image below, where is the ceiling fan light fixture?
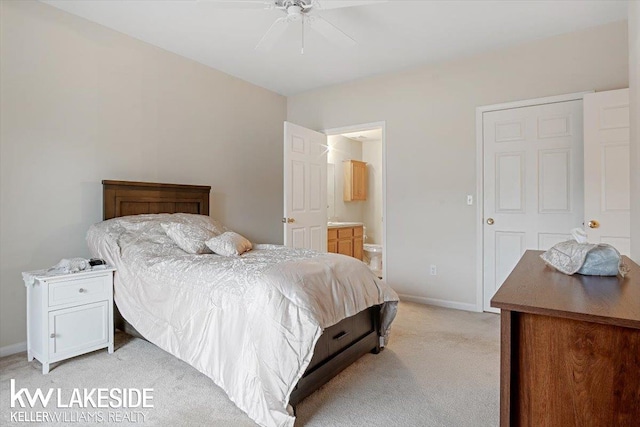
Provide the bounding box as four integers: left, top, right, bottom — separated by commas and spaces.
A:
222, 0, 369, 53
286, 5, 303, 21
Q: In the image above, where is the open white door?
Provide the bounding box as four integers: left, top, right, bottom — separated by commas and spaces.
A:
483, 99, 584, 312
583, 89, 631, 255
283, 121, 327, 251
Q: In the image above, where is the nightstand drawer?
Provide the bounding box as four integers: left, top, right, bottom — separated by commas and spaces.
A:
48, 275, 110, 307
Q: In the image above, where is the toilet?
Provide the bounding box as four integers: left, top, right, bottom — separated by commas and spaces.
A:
362, 227, 383, 277
363, 243, 383, 274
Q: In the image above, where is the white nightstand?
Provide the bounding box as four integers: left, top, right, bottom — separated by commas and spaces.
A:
23, 266, 115, 374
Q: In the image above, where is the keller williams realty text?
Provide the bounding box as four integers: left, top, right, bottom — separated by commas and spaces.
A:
11, 411, 148, 423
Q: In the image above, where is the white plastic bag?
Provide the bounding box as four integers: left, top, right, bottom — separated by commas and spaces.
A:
540, 228, 628, 277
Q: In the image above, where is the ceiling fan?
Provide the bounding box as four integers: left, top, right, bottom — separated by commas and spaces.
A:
208, 1, 384, 53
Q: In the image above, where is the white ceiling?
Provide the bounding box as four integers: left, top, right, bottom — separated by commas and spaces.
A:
42, 0, 628, 96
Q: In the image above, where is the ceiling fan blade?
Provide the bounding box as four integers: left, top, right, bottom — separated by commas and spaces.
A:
311, 0, 387, 10
255, 17, 289, 51
203, 1, 277, 10
308, 15, 356, 47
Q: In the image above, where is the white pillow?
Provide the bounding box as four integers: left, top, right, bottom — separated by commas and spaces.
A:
205, 231, 252, 257
171, 213, 228, 235
161, 222, 216, 254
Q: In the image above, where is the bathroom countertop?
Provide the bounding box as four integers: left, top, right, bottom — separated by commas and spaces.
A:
327, 221, 364, 229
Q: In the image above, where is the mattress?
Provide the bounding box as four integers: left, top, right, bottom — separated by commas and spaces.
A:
86, 214, 398, 427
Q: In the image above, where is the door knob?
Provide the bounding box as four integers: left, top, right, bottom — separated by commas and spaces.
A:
588, 220, 600, 229
486, 218, 494, 225
282, 218, 295, 223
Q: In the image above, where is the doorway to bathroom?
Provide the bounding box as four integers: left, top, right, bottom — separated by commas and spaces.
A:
324, 122, 387, 280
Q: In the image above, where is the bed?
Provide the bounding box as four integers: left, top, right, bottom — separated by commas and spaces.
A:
89, 180, 398, 427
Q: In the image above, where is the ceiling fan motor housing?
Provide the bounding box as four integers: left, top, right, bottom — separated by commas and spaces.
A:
255, 0, 357, 53
287, 5, 304, 19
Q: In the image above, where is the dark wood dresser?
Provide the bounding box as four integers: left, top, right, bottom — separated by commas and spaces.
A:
491, 250, 640, 426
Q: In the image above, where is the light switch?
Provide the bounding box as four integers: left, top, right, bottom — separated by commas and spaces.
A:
467, 195, 473, 205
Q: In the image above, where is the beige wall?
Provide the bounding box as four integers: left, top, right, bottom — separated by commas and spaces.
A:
327, 135, 364, 222
362, 140, 383, 245
288, 21, 629, 309
630, 1, 640, 264
327, 135, 383, 244
0, 1, 286, 348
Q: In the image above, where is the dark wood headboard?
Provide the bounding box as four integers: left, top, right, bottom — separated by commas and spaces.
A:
102, 180, 211, 220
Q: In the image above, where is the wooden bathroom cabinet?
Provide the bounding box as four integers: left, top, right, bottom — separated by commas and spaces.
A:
328, 225, 363, 260
343, 160, 367, 201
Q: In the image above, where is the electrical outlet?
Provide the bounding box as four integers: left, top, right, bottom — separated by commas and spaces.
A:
467, 195, 473, 205
430, 265, 437, 275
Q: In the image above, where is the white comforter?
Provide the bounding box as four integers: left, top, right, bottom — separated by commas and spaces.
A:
86, 214, 398, 427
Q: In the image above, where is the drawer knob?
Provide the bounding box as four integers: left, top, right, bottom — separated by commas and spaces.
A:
78, 288, 86, 293
50, 333, 55, 338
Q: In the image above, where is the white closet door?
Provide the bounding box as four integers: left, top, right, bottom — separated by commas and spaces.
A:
483, 100, 584, 312
583, 89, 631, 255
283, 121, 327, 251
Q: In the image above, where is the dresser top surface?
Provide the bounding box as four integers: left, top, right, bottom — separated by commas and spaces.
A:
23, 266, 115, 283
491, 250, 640, 329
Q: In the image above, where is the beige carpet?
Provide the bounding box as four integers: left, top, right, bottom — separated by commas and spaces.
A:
1, 302, 500, 426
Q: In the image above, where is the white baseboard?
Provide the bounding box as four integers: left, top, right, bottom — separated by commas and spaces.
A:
398, 294, 479, 312
0, 341, 27, 358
